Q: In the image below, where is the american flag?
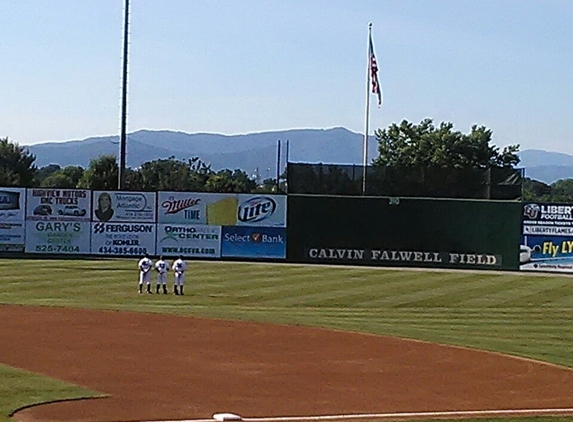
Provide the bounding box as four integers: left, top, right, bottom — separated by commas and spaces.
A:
369, 33, 382, 107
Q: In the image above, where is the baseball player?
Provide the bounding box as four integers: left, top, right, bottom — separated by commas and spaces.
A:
138, 253, 154, 294
172, 255, 188, 295
154, 255, 169, 294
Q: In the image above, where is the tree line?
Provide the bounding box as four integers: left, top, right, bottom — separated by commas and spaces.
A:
1, 137, 282, 193
3, 118, 573, 201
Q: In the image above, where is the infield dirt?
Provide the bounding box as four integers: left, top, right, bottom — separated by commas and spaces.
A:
1, 304, 573, 422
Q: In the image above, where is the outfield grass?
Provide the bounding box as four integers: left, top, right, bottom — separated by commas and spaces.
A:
1, 258, 573, 422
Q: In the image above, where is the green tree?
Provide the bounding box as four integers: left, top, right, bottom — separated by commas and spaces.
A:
124, 167, 144, 191
0, 137, 37, 187
41, 166, 85, 188
137, 156, 213, 192
35, 164, 61, 186
373, 119, 520, 168
78, 155, 119, 190
549, 179, 573, 203
205, 169, 257, 193
522, 177, 552, 201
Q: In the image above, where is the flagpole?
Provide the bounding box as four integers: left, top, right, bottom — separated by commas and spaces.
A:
362, 23, 373, 195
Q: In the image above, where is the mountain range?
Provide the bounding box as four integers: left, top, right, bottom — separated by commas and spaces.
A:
25, 128, 573, 184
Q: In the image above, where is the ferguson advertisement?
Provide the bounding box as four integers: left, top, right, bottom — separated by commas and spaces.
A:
521, 203, 573, 272
91, 222, 156, 256
0, 188, 26, 252
92, 191, 156, 223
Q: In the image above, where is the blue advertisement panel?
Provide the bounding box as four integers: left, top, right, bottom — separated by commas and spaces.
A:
221, 226, 286, 259
521, 202, 573, 272
0, 188, 26, 252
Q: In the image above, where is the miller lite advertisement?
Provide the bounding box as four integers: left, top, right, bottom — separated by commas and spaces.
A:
157, 192, 286, 227
91, 222, 156, 256
520, 202, 573, 272
237, 194, 286, 227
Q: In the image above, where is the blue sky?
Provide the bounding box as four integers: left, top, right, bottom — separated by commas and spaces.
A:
2, 0, 572, 154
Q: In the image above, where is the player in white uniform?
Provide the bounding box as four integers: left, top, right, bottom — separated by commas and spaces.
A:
172, 255, 188, 295
138, 253, 154, 294
154, 256, 169, 294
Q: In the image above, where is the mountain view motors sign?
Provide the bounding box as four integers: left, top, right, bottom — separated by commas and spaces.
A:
91, 222, 156, 256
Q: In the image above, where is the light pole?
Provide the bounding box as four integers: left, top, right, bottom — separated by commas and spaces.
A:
118, 0, 130, 190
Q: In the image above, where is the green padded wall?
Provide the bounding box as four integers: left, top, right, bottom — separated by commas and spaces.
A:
287, 195, 521, 270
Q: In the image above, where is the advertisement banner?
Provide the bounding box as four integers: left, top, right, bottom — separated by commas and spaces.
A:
158, 192, 245, 225
157, 192, 287, 227
156, 224, 221, 258
26, 188, 91, 221
520, 202, 573, 272
92, 191, 156, 222
237, 194, 287, 227
221, 226, 286, 259
25, 220, 91, 254
91, 222, 156, 256
0, 188, 26, 251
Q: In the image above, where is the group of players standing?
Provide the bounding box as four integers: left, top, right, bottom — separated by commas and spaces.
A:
137, 254, 188, 295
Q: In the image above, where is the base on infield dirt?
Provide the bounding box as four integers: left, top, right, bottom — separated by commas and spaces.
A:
213, 413, 243, 421
213, 413, 243, 422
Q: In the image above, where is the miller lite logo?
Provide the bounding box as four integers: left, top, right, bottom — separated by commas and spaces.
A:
238, 196, 277, 223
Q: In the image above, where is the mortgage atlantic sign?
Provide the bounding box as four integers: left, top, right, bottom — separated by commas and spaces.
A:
306, 247, 501, 267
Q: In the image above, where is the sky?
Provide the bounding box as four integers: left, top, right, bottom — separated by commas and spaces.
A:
1, 0, 572, 154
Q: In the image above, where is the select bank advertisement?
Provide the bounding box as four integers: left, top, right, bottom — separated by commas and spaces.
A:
25, 220, 91, 254
221, 226, 286, 259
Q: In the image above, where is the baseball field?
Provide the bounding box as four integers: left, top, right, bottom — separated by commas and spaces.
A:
1, 258, 573, 422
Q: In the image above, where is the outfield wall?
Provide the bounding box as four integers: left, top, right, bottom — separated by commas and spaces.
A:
1, 188, 525, 271
287, 195, 522, 271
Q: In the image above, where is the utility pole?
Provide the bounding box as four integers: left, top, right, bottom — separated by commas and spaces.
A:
118, 0, 130, 190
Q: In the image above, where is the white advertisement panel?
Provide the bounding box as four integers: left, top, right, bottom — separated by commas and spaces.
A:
156, 224, 221, 258
26, 188, 91, 221
237, 194, 287, 227
25, 220, 91, 254
92, 191, 156, 223
91, 222, 156, 256
158, 192, 235, 225
0, 188, 26, 251
157, 192, 287, 227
